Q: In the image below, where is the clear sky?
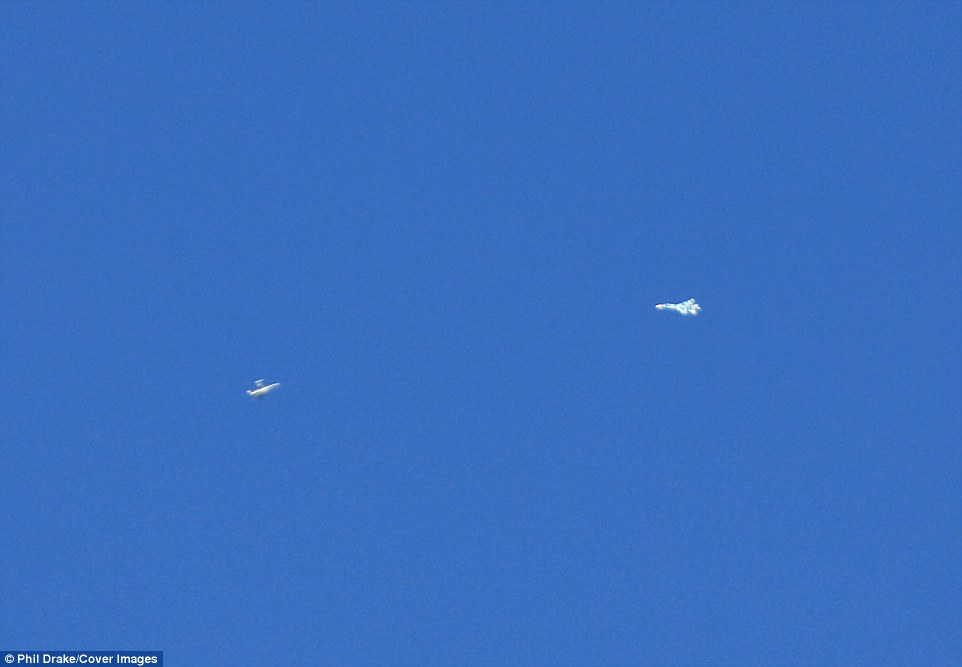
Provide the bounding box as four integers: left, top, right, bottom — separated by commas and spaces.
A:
2, 3, 960, 664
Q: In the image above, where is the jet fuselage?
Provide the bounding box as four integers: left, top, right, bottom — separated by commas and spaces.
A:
247, 382, 281, 398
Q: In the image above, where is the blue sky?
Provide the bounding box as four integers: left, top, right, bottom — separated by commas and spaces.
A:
2, 3, 960, 664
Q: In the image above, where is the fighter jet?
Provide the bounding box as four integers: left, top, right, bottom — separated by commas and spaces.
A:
247, 379, 281, 398
655, 298, 701, 316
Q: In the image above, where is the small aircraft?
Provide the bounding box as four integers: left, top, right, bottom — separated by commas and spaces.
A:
247, 379, 281, 398
655, 298, 701, 316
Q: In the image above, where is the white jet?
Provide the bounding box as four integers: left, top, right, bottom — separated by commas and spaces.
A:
655, 298, 701, 316
247, 379, 281, 399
